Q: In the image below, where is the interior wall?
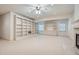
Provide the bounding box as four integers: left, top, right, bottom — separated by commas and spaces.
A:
74, 4, 79, 21
10, 12, 14, 40
68, 17, 75, 40
0, 16, 1, 38
44, 21, 57, 35
36, 19, 68, 36
0, 12, 10, 40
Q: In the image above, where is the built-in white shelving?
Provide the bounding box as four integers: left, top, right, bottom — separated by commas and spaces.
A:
14, 14, 35, 40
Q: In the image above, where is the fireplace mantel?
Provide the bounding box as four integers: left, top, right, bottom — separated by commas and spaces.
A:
73, 19, 79, 29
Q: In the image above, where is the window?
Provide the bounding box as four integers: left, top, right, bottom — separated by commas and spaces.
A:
58, 23, 66, 32
37, 22, 44, 33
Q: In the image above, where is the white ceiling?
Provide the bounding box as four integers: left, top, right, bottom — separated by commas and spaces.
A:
0, 4, 74, 20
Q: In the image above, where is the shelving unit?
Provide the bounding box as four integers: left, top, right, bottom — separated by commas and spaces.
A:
14, 15, 35, 40
16, 17, 22, 37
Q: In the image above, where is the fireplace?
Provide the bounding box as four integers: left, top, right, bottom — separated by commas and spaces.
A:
76, 34, 79, 48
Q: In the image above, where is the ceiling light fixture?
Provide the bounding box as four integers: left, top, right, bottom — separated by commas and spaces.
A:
29, 4, 54, 15
35, 5, 41, 14
36, 11, 41, 14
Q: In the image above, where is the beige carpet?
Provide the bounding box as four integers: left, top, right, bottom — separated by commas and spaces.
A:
0, 34, 76, 55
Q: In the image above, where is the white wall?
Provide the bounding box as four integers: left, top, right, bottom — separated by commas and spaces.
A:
0, 16, 1, 38
68, 17, 75, 40
0, 12, 10, 40
9, 12, 15, 40
68, 16, 76, 52
74, 4, 79, 21
36, 19, 69, 36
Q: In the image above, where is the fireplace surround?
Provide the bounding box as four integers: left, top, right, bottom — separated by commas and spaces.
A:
76, 34, 79, 48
